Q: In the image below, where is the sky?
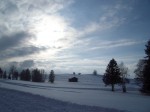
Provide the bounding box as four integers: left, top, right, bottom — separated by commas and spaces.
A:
0, 0, 150, 77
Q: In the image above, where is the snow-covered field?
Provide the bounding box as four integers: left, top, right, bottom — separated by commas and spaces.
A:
0, 74, 150, 112
0, 88, 124, 112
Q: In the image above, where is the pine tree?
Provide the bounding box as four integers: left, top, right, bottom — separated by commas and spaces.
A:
32, 69, 43, 82
49, 70, 55, 83
25, 69, 31, 81
8, 74, 11, 79
20, 69, 31, 81
103, 58, 121, 91
0, 68, 3, 78
141, 40, 150, 93
20, 70, 26, 81
93, 70, 97, 75
13, 70, 19, 80
3, 71, 7, 79
31, 69, 45, 82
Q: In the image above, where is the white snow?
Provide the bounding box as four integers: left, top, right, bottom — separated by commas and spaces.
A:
0, 74, 150, 112
0, 87, 123, 112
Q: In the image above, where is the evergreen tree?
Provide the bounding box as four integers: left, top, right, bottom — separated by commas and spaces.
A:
40, 69, 46, 82
20, 70, 26, 80
141, 40, 150, 93
93, 70, 97, 75
49, 70, 55, 83
13, 70, 19, 80
8, 73, 11, 79
25, 69, 31, 81
32, 69, 44, 82
3, 71, 7, 79
20, 69, 31, 81
103, 58, 121, 91
0, 68, 3, 78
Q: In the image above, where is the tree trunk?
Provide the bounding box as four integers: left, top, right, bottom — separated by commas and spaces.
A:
112, 84, 114, 91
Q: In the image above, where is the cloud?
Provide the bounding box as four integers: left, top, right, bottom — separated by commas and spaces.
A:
20, 60, 35, 69
0, 0, 146, 77
80, 17, 125, 37
0, 0, 74, 60
1, 59, 35, 72
0, 32, 47, 60
69, 1, 130, 39
0, 45, 47, 60
0, 0, 73, 34
63, 38, 146, 55
0, 32, 32, 51
89, 39, 146, 50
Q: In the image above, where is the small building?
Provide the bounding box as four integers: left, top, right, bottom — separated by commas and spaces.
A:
68, 77, 78, 82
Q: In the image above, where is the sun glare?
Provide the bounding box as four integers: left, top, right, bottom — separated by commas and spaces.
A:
32, 15, 67, 47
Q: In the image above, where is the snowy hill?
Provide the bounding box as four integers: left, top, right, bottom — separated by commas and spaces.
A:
0, 74, 150, 112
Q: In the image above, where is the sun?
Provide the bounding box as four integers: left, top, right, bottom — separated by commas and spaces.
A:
32, 15, 67, 48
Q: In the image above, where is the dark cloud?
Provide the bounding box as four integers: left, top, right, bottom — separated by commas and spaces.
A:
0, 31, 47, 59
0, 0, 18, 15
0, 32, 32, 51
0, 45, 47, 60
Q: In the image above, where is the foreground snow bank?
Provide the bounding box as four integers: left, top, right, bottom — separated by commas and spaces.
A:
0, 87, 125, 112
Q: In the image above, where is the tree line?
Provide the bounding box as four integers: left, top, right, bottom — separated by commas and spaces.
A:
0, 67, 55, 83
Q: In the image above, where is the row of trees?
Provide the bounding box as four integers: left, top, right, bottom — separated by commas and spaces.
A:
103, 40, 150, 94
0, 67, 55, 83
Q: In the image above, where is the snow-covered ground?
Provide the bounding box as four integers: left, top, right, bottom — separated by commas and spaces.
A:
0, 87, 123, 112
0, 74, 150, 112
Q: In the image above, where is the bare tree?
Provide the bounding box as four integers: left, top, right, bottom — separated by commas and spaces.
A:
9, 65, 16, 80
134, 59, 146, 86
119, 62, 128, 93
